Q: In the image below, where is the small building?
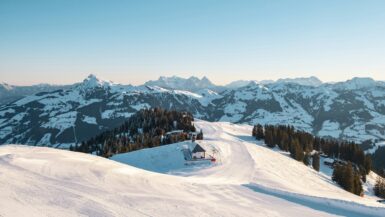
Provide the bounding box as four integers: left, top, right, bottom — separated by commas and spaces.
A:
192, 144, 206, 159
164, 130, 184, 139
165, 130, 184, 136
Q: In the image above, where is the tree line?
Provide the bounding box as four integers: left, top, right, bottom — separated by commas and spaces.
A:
71, 108, 201, 157
371, 146, 385, 176
252, 124, 371, 196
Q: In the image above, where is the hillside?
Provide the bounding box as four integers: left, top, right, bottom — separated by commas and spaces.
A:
0, 82, 70, 105
2, 121, 385, 216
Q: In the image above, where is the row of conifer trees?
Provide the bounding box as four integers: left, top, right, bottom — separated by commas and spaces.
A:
252, 124, 371, 196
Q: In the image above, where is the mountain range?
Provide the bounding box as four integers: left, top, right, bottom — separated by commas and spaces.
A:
1, 74, 385, 148
0, 83, 71, 105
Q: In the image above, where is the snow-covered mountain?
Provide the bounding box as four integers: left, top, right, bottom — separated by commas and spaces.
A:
224, 76, 322, 89
224, 80, 256, 89
144, 76, 222, 92
1, 74, 385, 147
276, 76, 323, 86
0, 82, 70, 105
1, 121, 384, 216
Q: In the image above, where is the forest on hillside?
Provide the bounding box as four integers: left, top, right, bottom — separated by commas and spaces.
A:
72, 108, 202, 157
252, 124, 371, 196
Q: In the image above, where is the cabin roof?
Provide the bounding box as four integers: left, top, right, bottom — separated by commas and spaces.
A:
165, 130, 184, 135
192, 144, 205, 153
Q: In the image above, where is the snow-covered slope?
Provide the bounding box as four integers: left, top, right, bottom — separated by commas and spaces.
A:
1, 121, 385, 216
112, 120, 385, 216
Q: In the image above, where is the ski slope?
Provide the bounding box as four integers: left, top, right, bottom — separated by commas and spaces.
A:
1, 121, 385, 216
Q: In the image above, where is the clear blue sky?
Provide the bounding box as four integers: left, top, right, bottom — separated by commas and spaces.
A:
1, 0, 385, 85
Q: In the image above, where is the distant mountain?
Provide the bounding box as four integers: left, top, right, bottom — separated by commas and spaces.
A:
276, 76, 323, 86
0, 82, 70, 105
224, 77, 323, 89
1, 74, 385, 148
0, 75, 211, 148
144, 76, 223, 92
225, 80, 255, 89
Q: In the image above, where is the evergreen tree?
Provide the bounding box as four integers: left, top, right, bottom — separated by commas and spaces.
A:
364, 155, 372, 175
312, 153, 320, 172
252, 125, 257, 137
290, 138, 304, 161
374, 176, 385, 199
255, 124, 264, 140
332, 163, 363, 196
264, 130, 275, 148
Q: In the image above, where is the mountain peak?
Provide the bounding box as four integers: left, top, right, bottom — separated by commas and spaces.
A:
334, 77, 378, 90
0, 82, 13, 91
78, 74, 113, 89
144, 75, 217, 92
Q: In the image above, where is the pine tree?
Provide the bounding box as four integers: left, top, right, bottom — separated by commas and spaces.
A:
374, 176, 385, 199
312, 153, 320, 172
364, 155, 372, 175
197, 129, 203, 140
265, 130, 275, 148
256, 124, 264, 140
290, 138, 304, 161
332, 163, 362, 196
252, 125, 257, 137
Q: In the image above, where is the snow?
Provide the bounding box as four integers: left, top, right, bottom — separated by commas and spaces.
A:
130, 103, 150, 111
101, 110, 132, 119
42, 111, 77, 135
82, 115, 97, 125
225, 80, 254, 89
1, 122, 385, 216
111, 141, 213, 174
276, 76, 323, 86
0, 126, 12, 139
113, 121, 385, 216
333, 77, 380, 90
318, 120, 342, 138
36, 133, 52, 146
101, 110, 115, 119
144, 76, 216, 91
365, 141, 385, 154
195, 89, 222, 106
0, 108, 15, 117
220, 101, 247, 122
76, 74, 116, 90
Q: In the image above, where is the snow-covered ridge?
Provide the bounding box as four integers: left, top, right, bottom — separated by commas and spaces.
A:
276, 76, 323, 86
144, 75, 218, 92
331, 77, 384, 90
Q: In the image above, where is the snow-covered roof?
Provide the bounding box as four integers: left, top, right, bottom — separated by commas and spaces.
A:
165, 130, 184, 135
